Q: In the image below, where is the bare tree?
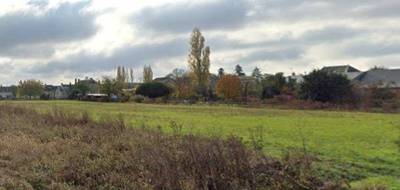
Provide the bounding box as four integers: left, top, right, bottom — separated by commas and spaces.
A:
143, 65, 153, 83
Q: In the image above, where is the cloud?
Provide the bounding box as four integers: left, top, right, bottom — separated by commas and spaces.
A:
0, 1, 97, 55
343, 41, 400, 58
300, 26, 363, 44
1, 0, 400, 84
29, 38, 188, 76
238, 48, 304, 63
132, 0, 250, 33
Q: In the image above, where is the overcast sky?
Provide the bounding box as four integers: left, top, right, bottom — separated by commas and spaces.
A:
0, 0, 400, 85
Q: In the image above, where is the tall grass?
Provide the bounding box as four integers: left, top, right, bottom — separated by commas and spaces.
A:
0, 105, 346, 189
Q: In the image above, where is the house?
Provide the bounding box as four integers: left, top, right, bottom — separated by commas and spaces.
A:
0, 86, 16, 100
321, 65, 362, 80
0, 92, 14, 99
43, 84, 72, 99
353, 68, 400, 89
55, 84, 72, 99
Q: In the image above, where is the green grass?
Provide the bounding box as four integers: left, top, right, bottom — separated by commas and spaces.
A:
3, 100, 400, 187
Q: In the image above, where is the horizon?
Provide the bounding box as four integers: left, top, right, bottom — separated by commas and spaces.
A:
1, 0, 400, 85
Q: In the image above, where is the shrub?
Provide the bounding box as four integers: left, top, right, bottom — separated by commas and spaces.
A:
0, 104, 346, 189
132, 95, 145, 103
136, 82, 171, 98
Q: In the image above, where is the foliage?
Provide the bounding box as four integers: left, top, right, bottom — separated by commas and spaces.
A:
70, 82, 90, 99
252, 67, 262, 82
261, 73, 287, 99
17, 80, 44, 99
143, 65, 153, 83
235, 64, 245, 76
216, 75, 241, 100
100, 77, 124, 97
135, 82, 171, 98
240, 77, 262, 99
300, 70, 352, 103
188, 28, 210, 97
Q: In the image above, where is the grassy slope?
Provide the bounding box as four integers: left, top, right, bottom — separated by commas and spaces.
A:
3, 100, 400, 187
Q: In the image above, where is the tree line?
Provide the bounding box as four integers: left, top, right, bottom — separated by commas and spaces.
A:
5, 28, 399, 111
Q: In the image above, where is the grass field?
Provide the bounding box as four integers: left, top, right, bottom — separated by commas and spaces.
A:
2, 100, 400, 188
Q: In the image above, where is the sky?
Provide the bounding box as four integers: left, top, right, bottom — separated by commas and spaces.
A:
0, 0, 400, 85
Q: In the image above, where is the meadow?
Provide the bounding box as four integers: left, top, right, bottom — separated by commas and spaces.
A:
2, 100, 400, 188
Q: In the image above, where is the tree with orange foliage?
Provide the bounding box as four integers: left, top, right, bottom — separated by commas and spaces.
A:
216, 75, 241, 100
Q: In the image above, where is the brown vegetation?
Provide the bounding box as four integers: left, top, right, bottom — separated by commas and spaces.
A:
0, 105, 347, 189
216, 75, 241, 100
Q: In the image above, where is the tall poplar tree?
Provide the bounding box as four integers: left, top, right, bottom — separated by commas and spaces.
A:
143, 65, 153, 83
188, 28, 210, 97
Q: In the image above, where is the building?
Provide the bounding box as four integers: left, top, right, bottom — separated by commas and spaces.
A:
0, 92, 14, 99
75, 77, 99, 94
0, 86, 16, 100
321, 65, 362, 80
353, 68, 400, 89
43, 84, 72, 99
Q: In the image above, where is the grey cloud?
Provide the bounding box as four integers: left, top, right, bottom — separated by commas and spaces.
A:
0, 44, 55, 59
300, 26, 363, 44
353, 1, 400, 18
0, 62, 14, 75
29, 38, 188, 76
238, 48, 304, 63
133, 0, 250, 33
344, 41, 400, 58
0, 1, 97, 53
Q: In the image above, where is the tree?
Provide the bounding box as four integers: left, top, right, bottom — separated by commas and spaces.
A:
136, 82, 171, 98
218, 68, 225, 78
235, 65, 245, 76
70, 82, 90, 99
143, 65, 153, 83
130, 68, 134, 84
251, 67, 262, 82
188, 28, 210, 97
170, 68, 192, 98
261, 73, 287, 99
216, 75, 241, 100
17, 80, 44, 99
100, 77, 124, 97
299, 70, 352, 103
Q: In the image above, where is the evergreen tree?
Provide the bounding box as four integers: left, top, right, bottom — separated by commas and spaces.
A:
235, 65, 245, 76
218, 68, 225, 78
251, 67, 262, 82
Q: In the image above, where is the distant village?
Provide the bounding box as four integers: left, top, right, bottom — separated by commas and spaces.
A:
0, 28, 399, 109
0, 64, 399, 101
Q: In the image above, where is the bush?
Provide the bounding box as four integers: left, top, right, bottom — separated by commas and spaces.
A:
136, 82, 171, 98
300, 70, 352, 103
132, 95, 145, 103
0, 105, 347, 189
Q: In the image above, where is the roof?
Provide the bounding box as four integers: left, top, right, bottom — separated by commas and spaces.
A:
321, 65, 362, 80
354, 69, 400, 88
321, 65, 361, 73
